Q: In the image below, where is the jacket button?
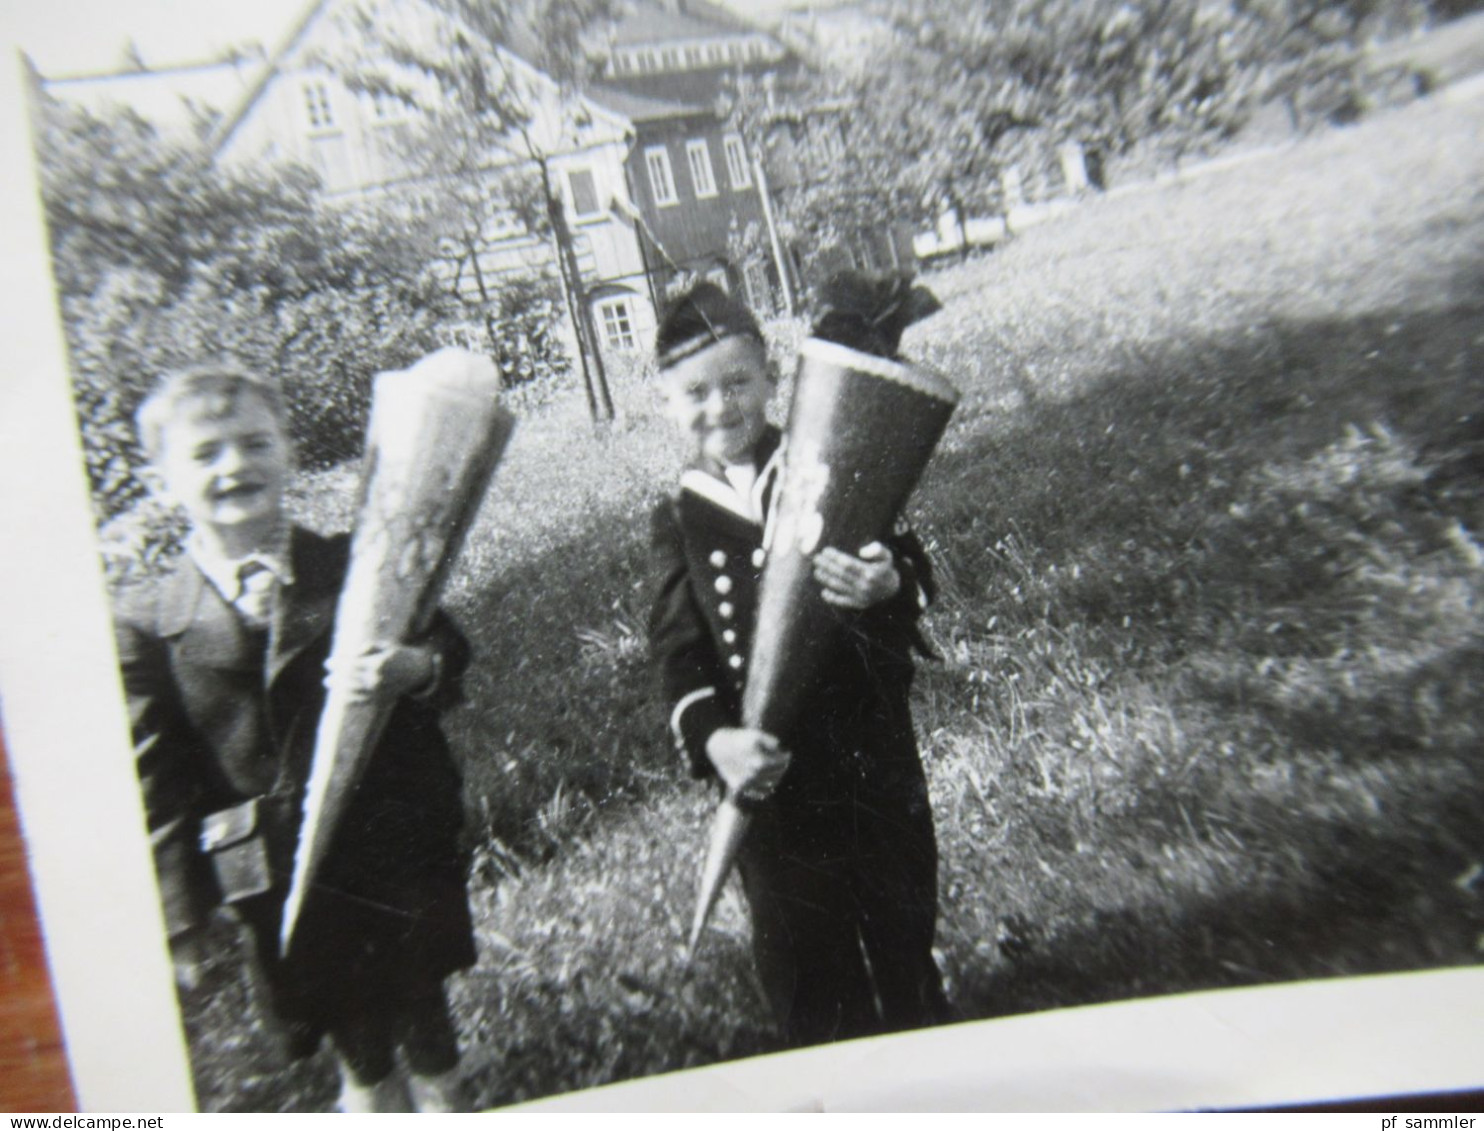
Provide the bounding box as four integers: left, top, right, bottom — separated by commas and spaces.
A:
714, 575, 733, 595
709, 550, 727, 569
752, 548, 766, 568
722, 629, 737, 644
719, 601, 734, 620
728, 654, 744, 670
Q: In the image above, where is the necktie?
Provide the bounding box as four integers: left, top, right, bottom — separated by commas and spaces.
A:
235, 560, 275, 628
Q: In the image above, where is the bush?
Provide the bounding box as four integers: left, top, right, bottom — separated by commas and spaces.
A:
35, 101, 461, 522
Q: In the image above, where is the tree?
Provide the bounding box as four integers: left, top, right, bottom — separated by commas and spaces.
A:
319, 0, 617, 419
34, 99, 457, 524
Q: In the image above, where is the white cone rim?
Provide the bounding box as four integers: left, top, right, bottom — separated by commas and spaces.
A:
799, 337, 961, 406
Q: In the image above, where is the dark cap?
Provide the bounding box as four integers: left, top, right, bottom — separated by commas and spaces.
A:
655, 281, 764, 370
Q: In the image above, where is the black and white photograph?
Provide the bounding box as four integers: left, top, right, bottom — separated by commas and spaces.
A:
2, 0, 1484, 1114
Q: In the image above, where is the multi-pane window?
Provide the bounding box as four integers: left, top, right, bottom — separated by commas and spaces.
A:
685, 45, 703, 67
723, 134, 751, 190
645, 146, 678, 206
686, 139, 717, 199
567, 167, 601, 219
303, 80, 335, 131
596, 298, 635, 351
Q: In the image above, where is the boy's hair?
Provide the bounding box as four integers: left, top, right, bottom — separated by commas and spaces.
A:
136, 365, 287, 460
655, 281, 764, 371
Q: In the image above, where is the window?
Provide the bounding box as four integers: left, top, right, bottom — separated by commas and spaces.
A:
303, 80, 336, 131
645, 146, 678, 206
371, 89, 405, 123
706, 43, 723, 63
567, 167, 601, 219
723, 134, 751, 190
596, 297, 635, 351
686, 139, 717, 199
685, 45, 703, 67
662, 48, 680, 69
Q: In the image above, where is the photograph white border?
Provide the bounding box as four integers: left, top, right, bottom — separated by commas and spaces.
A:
2, 13, 1482, 1113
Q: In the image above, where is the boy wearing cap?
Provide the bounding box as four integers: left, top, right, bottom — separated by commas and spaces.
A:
647, 282, 950, 1047
114, 365, 476, 1111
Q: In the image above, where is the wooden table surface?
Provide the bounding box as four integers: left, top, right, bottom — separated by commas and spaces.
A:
1, 728, 77, 1112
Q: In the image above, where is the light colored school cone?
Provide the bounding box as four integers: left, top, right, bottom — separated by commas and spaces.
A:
280, 348, 514, 955
687, 337, 960, 955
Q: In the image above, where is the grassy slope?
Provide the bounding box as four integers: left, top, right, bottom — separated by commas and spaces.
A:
186, 91, 1484, 1110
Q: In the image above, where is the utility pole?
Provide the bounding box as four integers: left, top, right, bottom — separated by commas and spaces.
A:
752, 152, 795, 317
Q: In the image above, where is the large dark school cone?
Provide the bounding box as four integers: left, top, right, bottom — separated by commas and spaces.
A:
687, 330, 959, 955
280, 348, 514, 954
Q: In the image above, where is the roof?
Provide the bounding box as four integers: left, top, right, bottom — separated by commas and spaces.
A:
586, 83, 706, 123
609, 2, 751, 47
42, 56, 268, 135
209, 0, 333, 153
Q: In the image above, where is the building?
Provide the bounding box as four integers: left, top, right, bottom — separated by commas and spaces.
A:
591, 1, 798, 313
587, 84, 778, 317
36, 0, 810, 364
203, 0, 666, 362
36, 50, 269, 142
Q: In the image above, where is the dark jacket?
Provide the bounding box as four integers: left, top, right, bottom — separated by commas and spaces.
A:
647, 427, 948, 1043
114, 527, 476, 1036
648, 428, 935, 785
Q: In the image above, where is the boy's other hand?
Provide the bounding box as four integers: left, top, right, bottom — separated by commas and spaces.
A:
706, 728, 791, 801
814, 542, 901, 610
324, 643, 436, 702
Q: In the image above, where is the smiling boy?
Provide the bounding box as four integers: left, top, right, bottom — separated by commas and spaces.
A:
115, 366, 476, 1111
647, 283, 950, 1046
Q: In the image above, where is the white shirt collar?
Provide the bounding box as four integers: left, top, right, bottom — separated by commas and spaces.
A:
187, 529, 294, 602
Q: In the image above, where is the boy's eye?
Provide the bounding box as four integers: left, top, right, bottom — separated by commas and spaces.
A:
192, 443, 221, 464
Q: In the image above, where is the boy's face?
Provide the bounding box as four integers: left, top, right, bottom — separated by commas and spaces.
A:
154, 392, 290, 537
660, 335, 773, 467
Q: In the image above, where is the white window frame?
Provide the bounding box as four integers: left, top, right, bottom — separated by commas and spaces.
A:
595, 296, 637, 351
686, 139, 718, 199
302, 79, 337, 132
723, 134, 751, 190
645, 145, 679, 207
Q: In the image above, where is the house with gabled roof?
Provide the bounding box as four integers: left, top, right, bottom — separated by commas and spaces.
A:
37, 0, 802, 363
35, 49, 269, 142
198, 0, 676, 362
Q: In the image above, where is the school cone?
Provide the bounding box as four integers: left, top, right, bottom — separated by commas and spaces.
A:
280, 348, 514, 955
687, 334, 959, 955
